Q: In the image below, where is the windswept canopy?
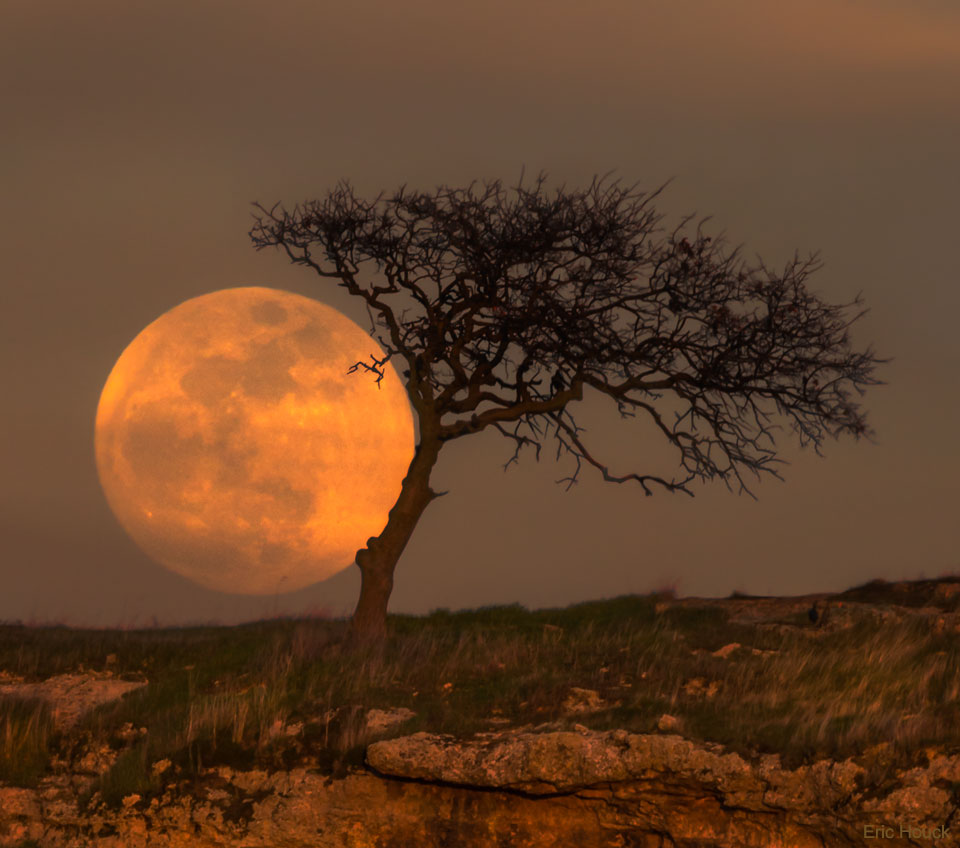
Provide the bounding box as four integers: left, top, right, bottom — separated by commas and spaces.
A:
250, 174, 886, 499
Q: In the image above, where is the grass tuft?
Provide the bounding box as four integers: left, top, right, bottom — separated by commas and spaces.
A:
0, 696, 56, 786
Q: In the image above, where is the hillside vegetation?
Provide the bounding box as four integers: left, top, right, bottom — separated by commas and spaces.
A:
2, 577, 959, 807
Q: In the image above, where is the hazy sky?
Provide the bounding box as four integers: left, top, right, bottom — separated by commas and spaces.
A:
2, 0, 958, 626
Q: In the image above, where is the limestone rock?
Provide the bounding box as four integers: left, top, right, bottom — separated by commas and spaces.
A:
364, 706, 415, 735
680, 677, 720, 698
712, 642, 741, 659
561, 687, 615, 714
2, 728, 959, 846
657, 713, 682, 731
0, 673, 146, 729
367, 729, 764, 795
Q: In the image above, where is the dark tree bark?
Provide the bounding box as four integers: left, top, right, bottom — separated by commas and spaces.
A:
348, 434, 443, 645
249, 173, 890, 644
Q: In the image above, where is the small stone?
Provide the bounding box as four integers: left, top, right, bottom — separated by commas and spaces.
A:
562, 688, 606, 714
712, 642, 741, 659
151, 758, 172, 776
365, 707, 416, 735
657, 713, 681, 732
121, 793, 141, 808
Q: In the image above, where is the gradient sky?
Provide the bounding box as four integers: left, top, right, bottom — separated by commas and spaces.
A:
2, 0, 958, 626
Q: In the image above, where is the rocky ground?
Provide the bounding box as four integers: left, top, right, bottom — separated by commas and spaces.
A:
2, 581, 959, 847
1, 722, 957, 847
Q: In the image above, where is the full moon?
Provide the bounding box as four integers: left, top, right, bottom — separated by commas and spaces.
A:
94, 287, 414, 595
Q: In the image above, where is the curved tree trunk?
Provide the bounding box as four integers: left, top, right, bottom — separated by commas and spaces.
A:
347, 433, 443, 646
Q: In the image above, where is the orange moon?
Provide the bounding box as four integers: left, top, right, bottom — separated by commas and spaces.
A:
94, 286, 414, 595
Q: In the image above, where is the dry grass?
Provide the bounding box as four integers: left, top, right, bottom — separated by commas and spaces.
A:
2, 579, 959, 803
0, 696, 56, 785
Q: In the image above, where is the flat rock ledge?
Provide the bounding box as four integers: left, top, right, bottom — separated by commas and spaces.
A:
0, 674, 147, 729
2, 728, 958, 847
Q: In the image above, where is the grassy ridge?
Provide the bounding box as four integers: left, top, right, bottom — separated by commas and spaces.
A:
2, 582, 959, 805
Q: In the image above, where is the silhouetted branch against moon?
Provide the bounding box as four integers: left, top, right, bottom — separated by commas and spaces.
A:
250, 173, 891, 643
347, 352, 393, 388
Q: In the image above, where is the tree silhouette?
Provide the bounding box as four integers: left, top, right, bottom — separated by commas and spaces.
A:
249, 173, 888, 644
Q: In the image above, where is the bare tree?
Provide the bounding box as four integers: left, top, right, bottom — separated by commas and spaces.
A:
249, 173, 888, 644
